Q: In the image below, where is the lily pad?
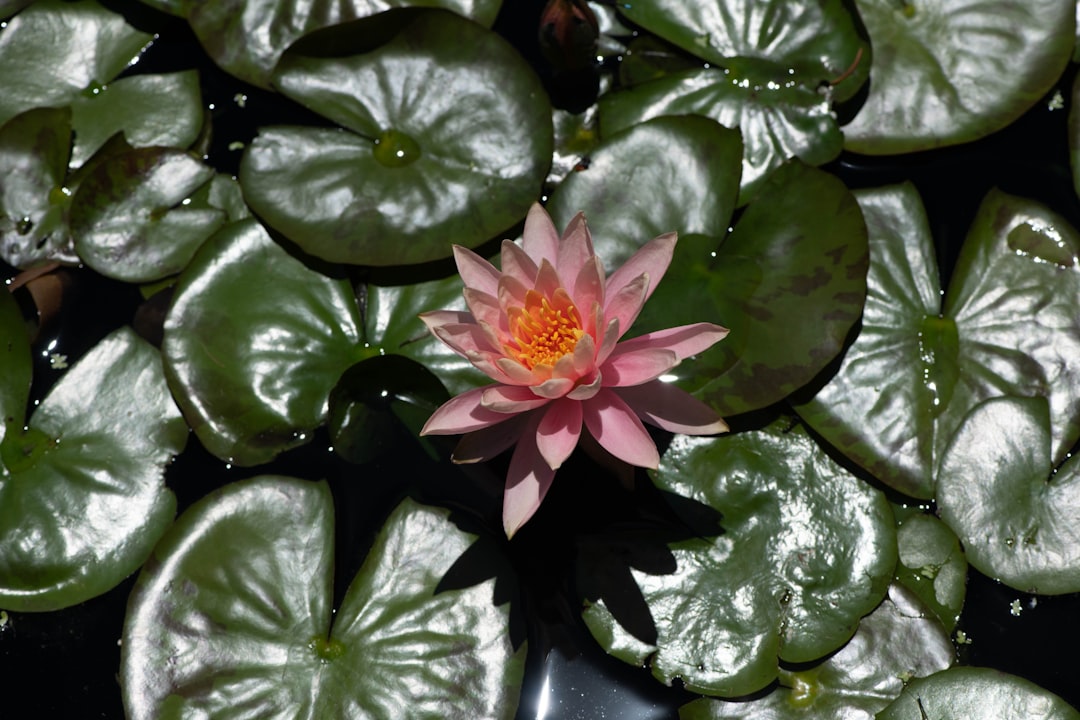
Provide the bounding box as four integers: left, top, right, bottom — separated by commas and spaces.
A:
70, 147, 225, 282
161, 219, 366, 466
186, 0, 501, 89
680, 584, 953, 719
122, 478, 523, 718
0, 0, 153, 128
0, 327, 186, 611
551, 123, 868, 416
0, 107, 77, 268
609, 0, 868, 200
894, 513, 967, 632
938, 396, 1080, 595
845, 0, 1074, 153
69, 71, 204, 169
796, 184, 1080, 499
240, 9, 551, 266
582, 419, 896, 697
877, 667, 1080, 719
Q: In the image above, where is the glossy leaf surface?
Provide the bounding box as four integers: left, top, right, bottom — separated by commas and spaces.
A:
0, 107, 77, 268
583, 420, 896, 697
938, 396, 1080, 594
0, 288, 31, 439
162, 219, 365, 465
69, 71, 203, 168
877, 667, 1080, 719
552, 126, 868, 416
846, 0, 1074, 153
610, 0, 867, 198
122, 479, 523, 719
71, 148, 223, 282
186, 0, 502, 89
894, 513, 966, 632
0, 0, 153, 127
680, 584, 953, 719
0, 328, 186, 611
241, 10, 550, 265
797, 185, 1080, 498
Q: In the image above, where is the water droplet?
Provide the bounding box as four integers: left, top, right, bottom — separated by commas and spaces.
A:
1004, 537, 1015, 547
15, 216, 33, 235
81, 80, 106, 98
373, 129, 421, 168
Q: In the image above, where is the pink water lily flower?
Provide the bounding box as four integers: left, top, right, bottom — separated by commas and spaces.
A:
420, 203, 729, 537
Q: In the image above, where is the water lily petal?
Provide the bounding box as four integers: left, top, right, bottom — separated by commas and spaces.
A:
582, 388, 660, 469
603, 273, 649, 343
615, 381, 729, 435
503, 413, 556, 538
536, 397, 583, 470
453, 245, 501, 296
466, 352, 524, 385
497, 274, 530, 316
567, 371, 602, 399
606, 231, 676, 305
421, 386, 515, 435
572, 256, 605, 330
612, 322, 729, 360
500, 239, 539, 287
532, 375, 575, 398
463, 288, 508, 337
431, 322, 503, 357
558, 211, 594, 282
452, 413, 529, 464
481, 385, 552, 413
496, 357, 537, 384
595, 317, 621, 366
534, 258, 563, 298
570, 332, 596, 375
600, 346, 679, 387
522, 202, 560, 267
419, 310, 473, 331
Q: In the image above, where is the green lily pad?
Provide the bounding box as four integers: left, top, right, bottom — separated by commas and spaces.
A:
895, 514, 967, 632
680, 584, 953, 718
0, 328, 186, 611
0, 107, 77, 268
161, 219, 366, 466
609, 0, 868, 200
937, 396, 1080, 595
240, 9, 550, 266
0, 0, 153, 128
70, 147, 225, 282
0, 288, 31, 441
582, 420, 896, 697
69, 71, 204, 169
845, 0, 1074, 154
186, 0, 501, 89
796, 184, 1080, 499
122, 478, 523, 718
876, 667, 1080, 719
551, 123, 867, 416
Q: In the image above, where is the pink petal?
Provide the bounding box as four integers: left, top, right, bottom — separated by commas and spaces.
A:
603, 273, 649, 343
571, 257, 605, 330
557, 212, 594, 282
569, 332, 596, 376
496, 357, 537, 384
463, 289, 509, 337
503, 413, 556, 538
431, 322, 502, 357
567, 372, 602, 400
614, 381, 729, 435
605, 231, 676, 305
522, 202, 560, 267
481, 385, 552, 413
500, 239, 539, 287
531, 376, 575, 398
581, 388, 660, 469
533, 258, 563, 298
536, 397, 583, 470
452, 414, 529, 464
611, 322, 729, 361
600, 347, 679, 387
421, 387, 517, 435
595, 317, 621, 365
419, 310, 473, 331
497, 274, 529, 315
466, 352, 524, 385
453, 245, 501, 296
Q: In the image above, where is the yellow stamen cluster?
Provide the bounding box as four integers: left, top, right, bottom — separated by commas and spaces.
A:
506, 289, 584, 369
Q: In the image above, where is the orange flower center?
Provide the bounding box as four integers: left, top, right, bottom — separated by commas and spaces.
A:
506, 288, 584, 369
